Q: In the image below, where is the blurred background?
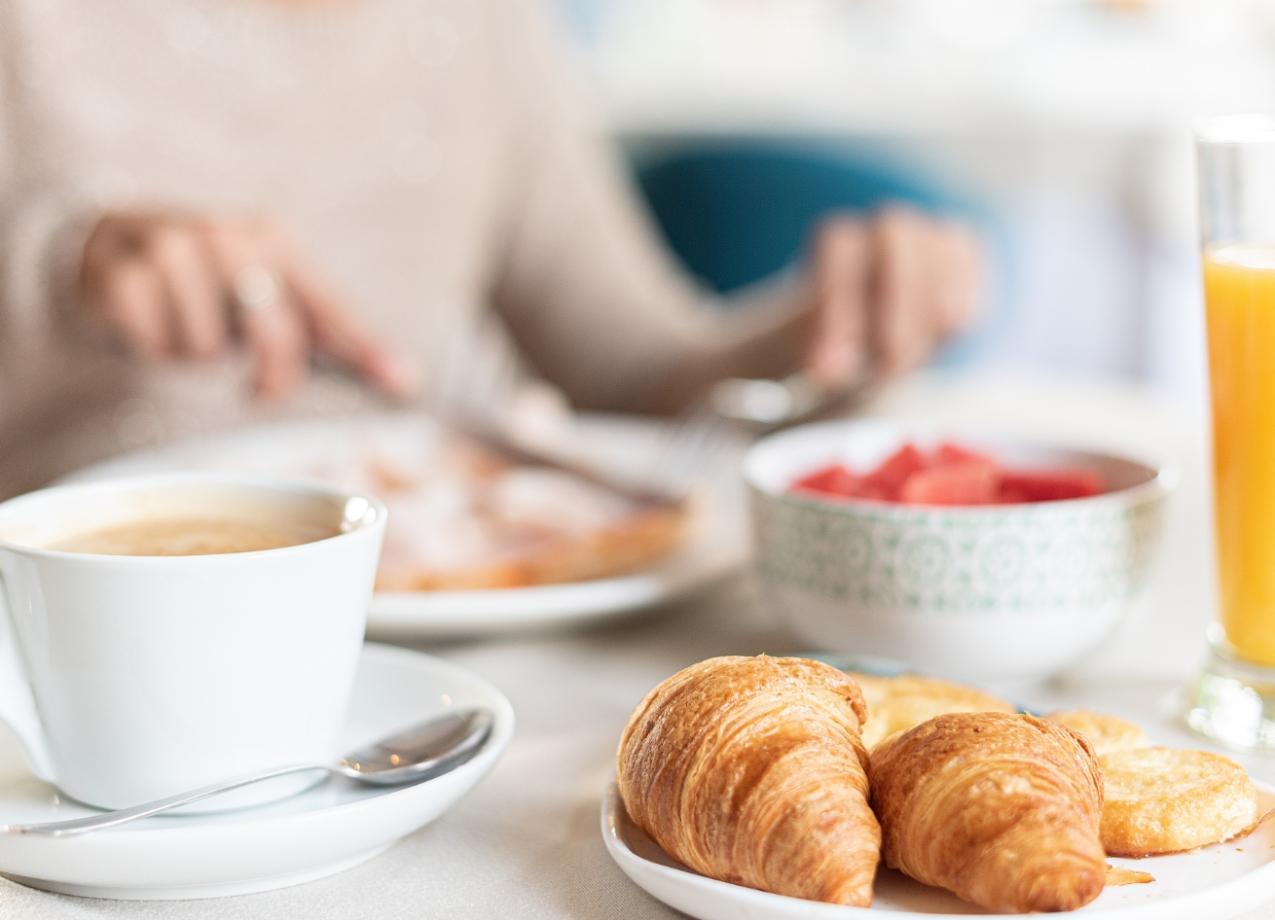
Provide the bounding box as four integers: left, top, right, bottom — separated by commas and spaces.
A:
556, 0, 1275, 408
4, 0, 1275, 497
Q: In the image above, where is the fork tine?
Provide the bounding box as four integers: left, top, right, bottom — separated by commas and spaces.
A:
428, 316, 517, 436
653, 402, 730, 499
433, 312, 735, 503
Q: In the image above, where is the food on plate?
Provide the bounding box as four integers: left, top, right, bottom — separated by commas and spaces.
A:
616, 656, 881, 906
869, 712, 1106, 912
311, 436, 688, 591
790, 442, 1103, 506
850, 672, 1015, 749
1106, 866, 1155, 886
1099, 747, 1259, 857
613, 660, 1269, 913
1046, 710, 1149, 757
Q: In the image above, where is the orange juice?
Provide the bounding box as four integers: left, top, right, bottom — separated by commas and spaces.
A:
1205, 244, 1275, 665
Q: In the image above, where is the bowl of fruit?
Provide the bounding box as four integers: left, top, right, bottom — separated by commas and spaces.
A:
743, 420, 1173, 682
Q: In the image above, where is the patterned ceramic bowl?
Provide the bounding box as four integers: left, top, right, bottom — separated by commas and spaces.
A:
745, 421, 1174, 682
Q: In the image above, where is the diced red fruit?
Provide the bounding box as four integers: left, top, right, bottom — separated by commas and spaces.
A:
851, 482, 891, 502
792, 463, 859, 497
899, 460, 999, 506
993, 486, 1031, 505
786, 442, 1105, 506
935, 442, 995, 467
861, 444, 928, 500
999, 469, 1102, 502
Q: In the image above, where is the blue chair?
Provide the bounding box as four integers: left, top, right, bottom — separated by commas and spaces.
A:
630, 143, 1005, 365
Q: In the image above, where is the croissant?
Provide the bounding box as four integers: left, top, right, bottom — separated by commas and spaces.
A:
617, 655, 880, 906
870, 712, 1106, 913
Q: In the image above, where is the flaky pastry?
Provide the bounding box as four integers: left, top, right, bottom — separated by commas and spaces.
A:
1099, 747, 1258, 857
870, 712, 1106, 912
849, 672, 1014, 748
617, 656, 880, 906
1046, 709, 1148, 756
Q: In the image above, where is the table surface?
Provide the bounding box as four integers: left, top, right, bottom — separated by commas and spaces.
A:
4, 370, 1272, 920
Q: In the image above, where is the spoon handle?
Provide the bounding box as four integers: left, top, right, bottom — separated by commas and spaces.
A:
2, 763, 327, 838
708, 370, 873, 431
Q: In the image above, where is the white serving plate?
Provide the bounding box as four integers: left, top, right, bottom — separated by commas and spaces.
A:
64, 413, 747, 639
602, 781, 1275, 919
0, 643, 514, 900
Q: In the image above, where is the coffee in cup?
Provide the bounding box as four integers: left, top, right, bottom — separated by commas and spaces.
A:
51, 514, 341, 557
0, 475, 386, 810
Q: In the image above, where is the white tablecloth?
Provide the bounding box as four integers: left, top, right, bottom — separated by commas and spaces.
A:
4, 371, 1272, 920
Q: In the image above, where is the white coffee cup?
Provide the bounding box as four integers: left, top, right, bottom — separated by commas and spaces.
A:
0, 475, 386, 810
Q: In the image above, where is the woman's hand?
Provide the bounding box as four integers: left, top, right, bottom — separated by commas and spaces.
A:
78, 212, 414, 400
805, 207, 984, 386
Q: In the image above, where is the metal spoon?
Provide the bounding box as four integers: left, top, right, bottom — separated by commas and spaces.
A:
3, 707, 494, 838
708, 371, 872, 432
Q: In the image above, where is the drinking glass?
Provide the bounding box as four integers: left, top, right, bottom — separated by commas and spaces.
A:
1186, 115, 1275, 749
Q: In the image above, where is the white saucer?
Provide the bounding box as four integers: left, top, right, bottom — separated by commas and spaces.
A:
0, 644, 514, 900
602, 782, 1275, 919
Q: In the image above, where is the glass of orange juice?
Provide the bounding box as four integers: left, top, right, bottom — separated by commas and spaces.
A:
1187, 116, 1275, 749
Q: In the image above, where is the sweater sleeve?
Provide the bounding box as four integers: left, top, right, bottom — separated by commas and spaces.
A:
487, 0, 811, 414
0, 10, 98, 365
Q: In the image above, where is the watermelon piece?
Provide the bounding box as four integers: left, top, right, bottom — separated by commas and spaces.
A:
999, 468, 1102, 502
993, 486, 1031, 505
791, 463, 860, 498
862, 444, 929, 500
787, 443, 1106, 507
899, 460, 1000, 506
849, 482, 891, 502
935, 442, 995, 467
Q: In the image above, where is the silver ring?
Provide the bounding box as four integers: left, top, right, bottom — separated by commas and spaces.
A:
231, 266, 283, 315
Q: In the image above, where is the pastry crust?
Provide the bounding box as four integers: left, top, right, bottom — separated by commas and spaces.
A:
870, 712, 1106, 913
346, 436, 692, 592
1046, 710, 1148, 757
376, 502, 688, 590
850, 673, 1014, 749
1099, 747, 1259, 857
617, 656, 881, 906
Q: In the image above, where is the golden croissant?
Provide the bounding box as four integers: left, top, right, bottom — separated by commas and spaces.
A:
870, 712, 1106, 913
617, 655, 880, 906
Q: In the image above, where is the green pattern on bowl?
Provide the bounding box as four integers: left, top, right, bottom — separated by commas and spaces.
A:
751, 491, 1164, 614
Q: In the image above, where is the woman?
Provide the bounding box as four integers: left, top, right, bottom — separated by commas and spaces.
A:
0, 0, 981, 497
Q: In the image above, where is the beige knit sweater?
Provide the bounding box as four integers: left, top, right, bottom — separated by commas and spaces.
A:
0, 0, 804, 497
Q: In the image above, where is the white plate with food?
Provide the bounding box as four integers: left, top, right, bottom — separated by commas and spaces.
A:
65, 413, 746, 638
603, 783, 1275, 920
0, 644, 514, 900
602, 656, 1275, 920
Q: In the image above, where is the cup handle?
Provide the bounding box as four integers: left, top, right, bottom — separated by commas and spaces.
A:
0, 565, 53, 779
